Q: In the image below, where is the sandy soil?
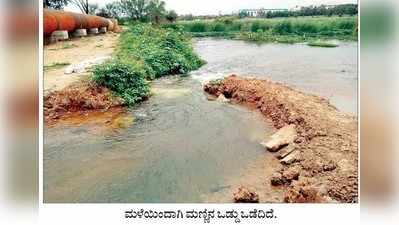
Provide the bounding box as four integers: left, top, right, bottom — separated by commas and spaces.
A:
204, 75, 358, 203
44, 33, 119, 93
205, 153, 286, 203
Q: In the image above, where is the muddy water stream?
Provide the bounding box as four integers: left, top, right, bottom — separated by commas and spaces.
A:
192, 38, 357, 114
44, 39, 357, 203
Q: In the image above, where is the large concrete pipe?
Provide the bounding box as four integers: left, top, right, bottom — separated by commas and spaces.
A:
44, 9, 118, 37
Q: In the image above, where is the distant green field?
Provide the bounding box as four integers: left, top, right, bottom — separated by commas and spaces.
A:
170, 16, 358, 43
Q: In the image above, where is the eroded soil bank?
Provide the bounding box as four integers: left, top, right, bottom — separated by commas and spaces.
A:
44, 81, 123, 124
204, 75, 358, 203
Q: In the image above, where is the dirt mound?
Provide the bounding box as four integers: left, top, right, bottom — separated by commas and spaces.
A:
204, 75, 358, 203
44, 81, 123, 124
233, 186, 260, 203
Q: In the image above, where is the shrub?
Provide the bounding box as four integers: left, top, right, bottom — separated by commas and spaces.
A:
189, 21, 207, 32
92, 59, 150, 106
337, 20, 355, 30
91, 24, 204, 106
116, 24, 204, 79
273, 21, 293, 34
251, 21, 261, 32
212, 23, 226, 32
162, 23, 183, 31
229, 22, 242, 31
177, 16, 358, 42
294, 23, 319, 34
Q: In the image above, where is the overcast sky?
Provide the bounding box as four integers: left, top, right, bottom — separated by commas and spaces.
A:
66, 0, 357, 15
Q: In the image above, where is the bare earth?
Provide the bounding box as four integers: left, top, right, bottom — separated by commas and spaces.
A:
44, 33, 119, 93
204, 75, 358, 203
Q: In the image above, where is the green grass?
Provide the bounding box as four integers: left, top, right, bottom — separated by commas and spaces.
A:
92, 24, 204, 106
115, 24, 205, 80
62, 43, 78, 49
189, 31, 235, 38
173, 16, 358, 43
307, 41, 339, 47
92, 59, 150, 105
44, 62, 70, 71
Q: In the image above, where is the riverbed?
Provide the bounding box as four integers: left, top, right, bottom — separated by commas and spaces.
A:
44, 38, 358, 203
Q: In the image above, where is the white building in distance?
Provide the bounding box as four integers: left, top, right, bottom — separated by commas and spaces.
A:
239, 8, 288, 17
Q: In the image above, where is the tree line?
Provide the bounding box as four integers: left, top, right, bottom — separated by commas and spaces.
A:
239, 4, 358, 19
43, 0, 178, 23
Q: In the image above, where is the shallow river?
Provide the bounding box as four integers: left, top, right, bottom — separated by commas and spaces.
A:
192, 38, 358, 114
44, 38, 357, 203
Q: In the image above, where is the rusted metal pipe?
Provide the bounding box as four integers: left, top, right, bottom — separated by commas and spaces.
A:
44, 9, 117, 36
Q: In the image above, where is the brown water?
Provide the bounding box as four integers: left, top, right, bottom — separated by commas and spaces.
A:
191, 38, 358, 114
44, 39, 357, 203
44, 77, 275, 203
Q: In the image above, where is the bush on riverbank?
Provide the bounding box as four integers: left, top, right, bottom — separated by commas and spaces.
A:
176, 16, 358, 42
116, 24, 204, 79
91, 24, 204, 105
92, 59, 150, 106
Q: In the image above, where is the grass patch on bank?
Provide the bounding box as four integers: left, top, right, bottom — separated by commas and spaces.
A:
173, 16, 358, 43
91, 24, 204, 106
44, 62, 71, 71
116, 24, 204, 79
92, 59, 150, 105
62, 43, 79, 49
235, 31, 305, 43
307, 41, 339, 47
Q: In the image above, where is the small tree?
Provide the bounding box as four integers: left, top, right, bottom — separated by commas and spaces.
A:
105, 2, 122, 19
43, 0, 69, 10
119, 0, 148, 21
165, 10, 178, 23
88, 3, 99, 15
238, 11, 248, 19
147, 0, 166, 24
96, 8, 110, 18
70, 0, 90, 14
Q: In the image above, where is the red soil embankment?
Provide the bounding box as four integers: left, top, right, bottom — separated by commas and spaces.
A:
44, 82, 123, 124
204, 75, 358, 203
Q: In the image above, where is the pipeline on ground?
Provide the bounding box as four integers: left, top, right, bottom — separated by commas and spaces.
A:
44, 9, 120, 37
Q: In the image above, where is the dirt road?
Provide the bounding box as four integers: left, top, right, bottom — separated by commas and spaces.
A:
44, 33, 119, 93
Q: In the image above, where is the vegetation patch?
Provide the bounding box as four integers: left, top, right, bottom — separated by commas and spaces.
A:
235, 31, 304, 44
92, 59, 150, 106
115, 24, 205, 79
91, 24, 204, 105
307, 41, 338, 48
62, 43, 79, 49
176, 16, 358, 43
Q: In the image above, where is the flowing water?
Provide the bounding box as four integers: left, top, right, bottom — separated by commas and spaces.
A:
44, 38, 358, 203
192, 38, 358, 114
